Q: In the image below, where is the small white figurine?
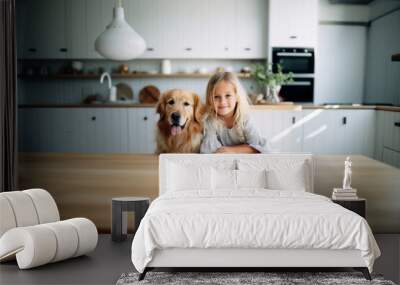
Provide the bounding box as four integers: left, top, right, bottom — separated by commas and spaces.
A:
342, 156, 352, 189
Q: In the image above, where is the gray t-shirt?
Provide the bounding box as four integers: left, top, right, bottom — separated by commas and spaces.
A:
200, 115, 270, 153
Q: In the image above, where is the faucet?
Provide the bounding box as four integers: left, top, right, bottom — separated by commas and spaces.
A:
100, 72, 117, 102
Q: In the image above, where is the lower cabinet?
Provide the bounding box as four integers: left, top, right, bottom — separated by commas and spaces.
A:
252, 110, 303, 152
18, 108, 158, 153
251, 109, 375, 156
127, 108, 158, 154
374, 111, 400, 168
18, 107, 387, 158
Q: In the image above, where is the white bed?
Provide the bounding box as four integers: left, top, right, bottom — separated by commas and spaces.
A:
131, 154, 380, 280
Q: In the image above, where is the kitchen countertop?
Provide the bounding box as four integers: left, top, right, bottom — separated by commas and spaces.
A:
18, 104, 400, 112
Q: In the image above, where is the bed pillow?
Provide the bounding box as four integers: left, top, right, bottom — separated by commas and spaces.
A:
237, 159, 310, 192
236, 169, 268, 189
266, 165, 306, 191
212, 168, 237, 191
167, 162, 212, 191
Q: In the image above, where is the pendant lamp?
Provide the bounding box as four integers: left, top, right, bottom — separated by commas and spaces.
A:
95, 0, 146, 61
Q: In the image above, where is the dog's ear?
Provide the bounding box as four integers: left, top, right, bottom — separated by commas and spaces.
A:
193, 93, 205, 124
156, 93, 167, 119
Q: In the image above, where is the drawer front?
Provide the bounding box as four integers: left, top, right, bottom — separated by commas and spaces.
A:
383, 111, 400, 152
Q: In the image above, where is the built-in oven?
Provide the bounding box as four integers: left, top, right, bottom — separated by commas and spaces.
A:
279, 77, 314, 103
272, 47, 314, 74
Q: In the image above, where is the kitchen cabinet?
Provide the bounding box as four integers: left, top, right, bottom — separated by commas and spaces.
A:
365, 10, 400, 106
302, 109, 375, 156
17, 0, 268, 59
382, 111, 400, 153
17, 0, 66, 59
233, 0, 268, 58
374, 110, 400, 169
127, 108, 158, 153
86, 0, 114, 59
65, 0, 88, 59
252, 110, 303, 152
18, 108, 129, 153
382, 147, 400, 169
268, 0, 318, 49
315, 25, 367, 104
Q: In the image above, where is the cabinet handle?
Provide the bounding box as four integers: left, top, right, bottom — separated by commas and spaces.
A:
146, 47, 154, 51
395, 122, 400, 127
289, 35, 298, 39
143, 116, 148, 121
342, 117, 347, 125
91, 116, 96, 121
292, 117, 296, 124
185, 48, 192, 51
244, 48, 251, 51
28, 48, 37, 52
59, 48, 68, 52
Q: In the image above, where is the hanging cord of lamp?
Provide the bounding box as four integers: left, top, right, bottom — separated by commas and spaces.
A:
95, 0, 147, 61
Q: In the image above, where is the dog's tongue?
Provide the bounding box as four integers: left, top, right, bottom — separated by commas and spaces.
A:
171, 126, 182, 136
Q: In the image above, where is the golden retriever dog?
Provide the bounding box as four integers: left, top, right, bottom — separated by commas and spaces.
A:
156, 89, 205, 153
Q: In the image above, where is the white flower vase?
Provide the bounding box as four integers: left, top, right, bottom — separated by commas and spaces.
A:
265, 85, 281, 103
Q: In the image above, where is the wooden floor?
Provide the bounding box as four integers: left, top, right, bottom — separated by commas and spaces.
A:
0, 235, 134, 285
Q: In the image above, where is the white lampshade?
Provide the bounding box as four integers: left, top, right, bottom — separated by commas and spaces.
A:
95, 2, 146, 61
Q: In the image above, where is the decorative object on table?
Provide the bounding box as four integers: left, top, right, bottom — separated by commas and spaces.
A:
83, 94, 100, 104
225, 66, 234, 72
119, 64, 130, 74
116, 83, 133, 101
25, 67, 35, 76
100, 72, 117, 102
332, 156, 358, 200
251, 63, 293, 103
241, 66, 252, 74
148, 70, 158, 74
112, 197, 150, 242
39, 66, 48, 76
139, 85, 160, 103
95, 0, 146, 60
0, 189, 98, 269
196, 67, 208, 74
71, 61, 83, 74
161, 59, 172, 74
249, 93, 266, 105
216, 67, 225, 73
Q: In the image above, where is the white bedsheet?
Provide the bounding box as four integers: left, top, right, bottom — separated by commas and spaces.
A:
131, 190, 380, 273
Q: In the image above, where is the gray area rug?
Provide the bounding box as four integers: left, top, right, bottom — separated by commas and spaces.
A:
116, 271, 396, 285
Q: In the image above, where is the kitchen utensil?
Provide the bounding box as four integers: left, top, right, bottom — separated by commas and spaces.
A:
116, 83, 133, 101
161, 59, 172, 74
139, 85, 160, 104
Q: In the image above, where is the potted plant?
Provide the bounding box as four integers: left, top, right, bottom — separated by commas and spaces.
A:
251, 63, 293, 103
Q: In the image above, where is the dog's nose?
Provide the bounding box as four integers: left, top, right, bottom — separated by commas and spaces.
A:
171, 112, 181, 124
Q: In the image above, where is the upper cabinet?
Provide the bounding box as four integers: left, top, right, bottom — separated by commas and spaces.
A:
268, 0, 318, 49
17, 0, 67, 59
17, 0, 268, 59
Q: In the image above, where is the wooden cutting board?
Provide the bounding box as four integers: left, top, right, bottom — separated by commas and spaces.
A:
139, 85, 160, 103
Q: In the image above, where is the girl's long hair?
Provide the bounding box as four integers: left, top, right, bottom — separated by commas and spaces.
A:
205, 72, 250, 133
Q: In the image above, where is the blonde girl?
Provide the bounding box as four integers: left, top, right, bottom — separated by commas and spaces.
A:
200, 72, 270, 154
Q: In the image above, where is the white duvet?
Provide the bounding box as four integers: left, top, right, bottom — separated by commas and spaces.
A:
131, 190, 380, 273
